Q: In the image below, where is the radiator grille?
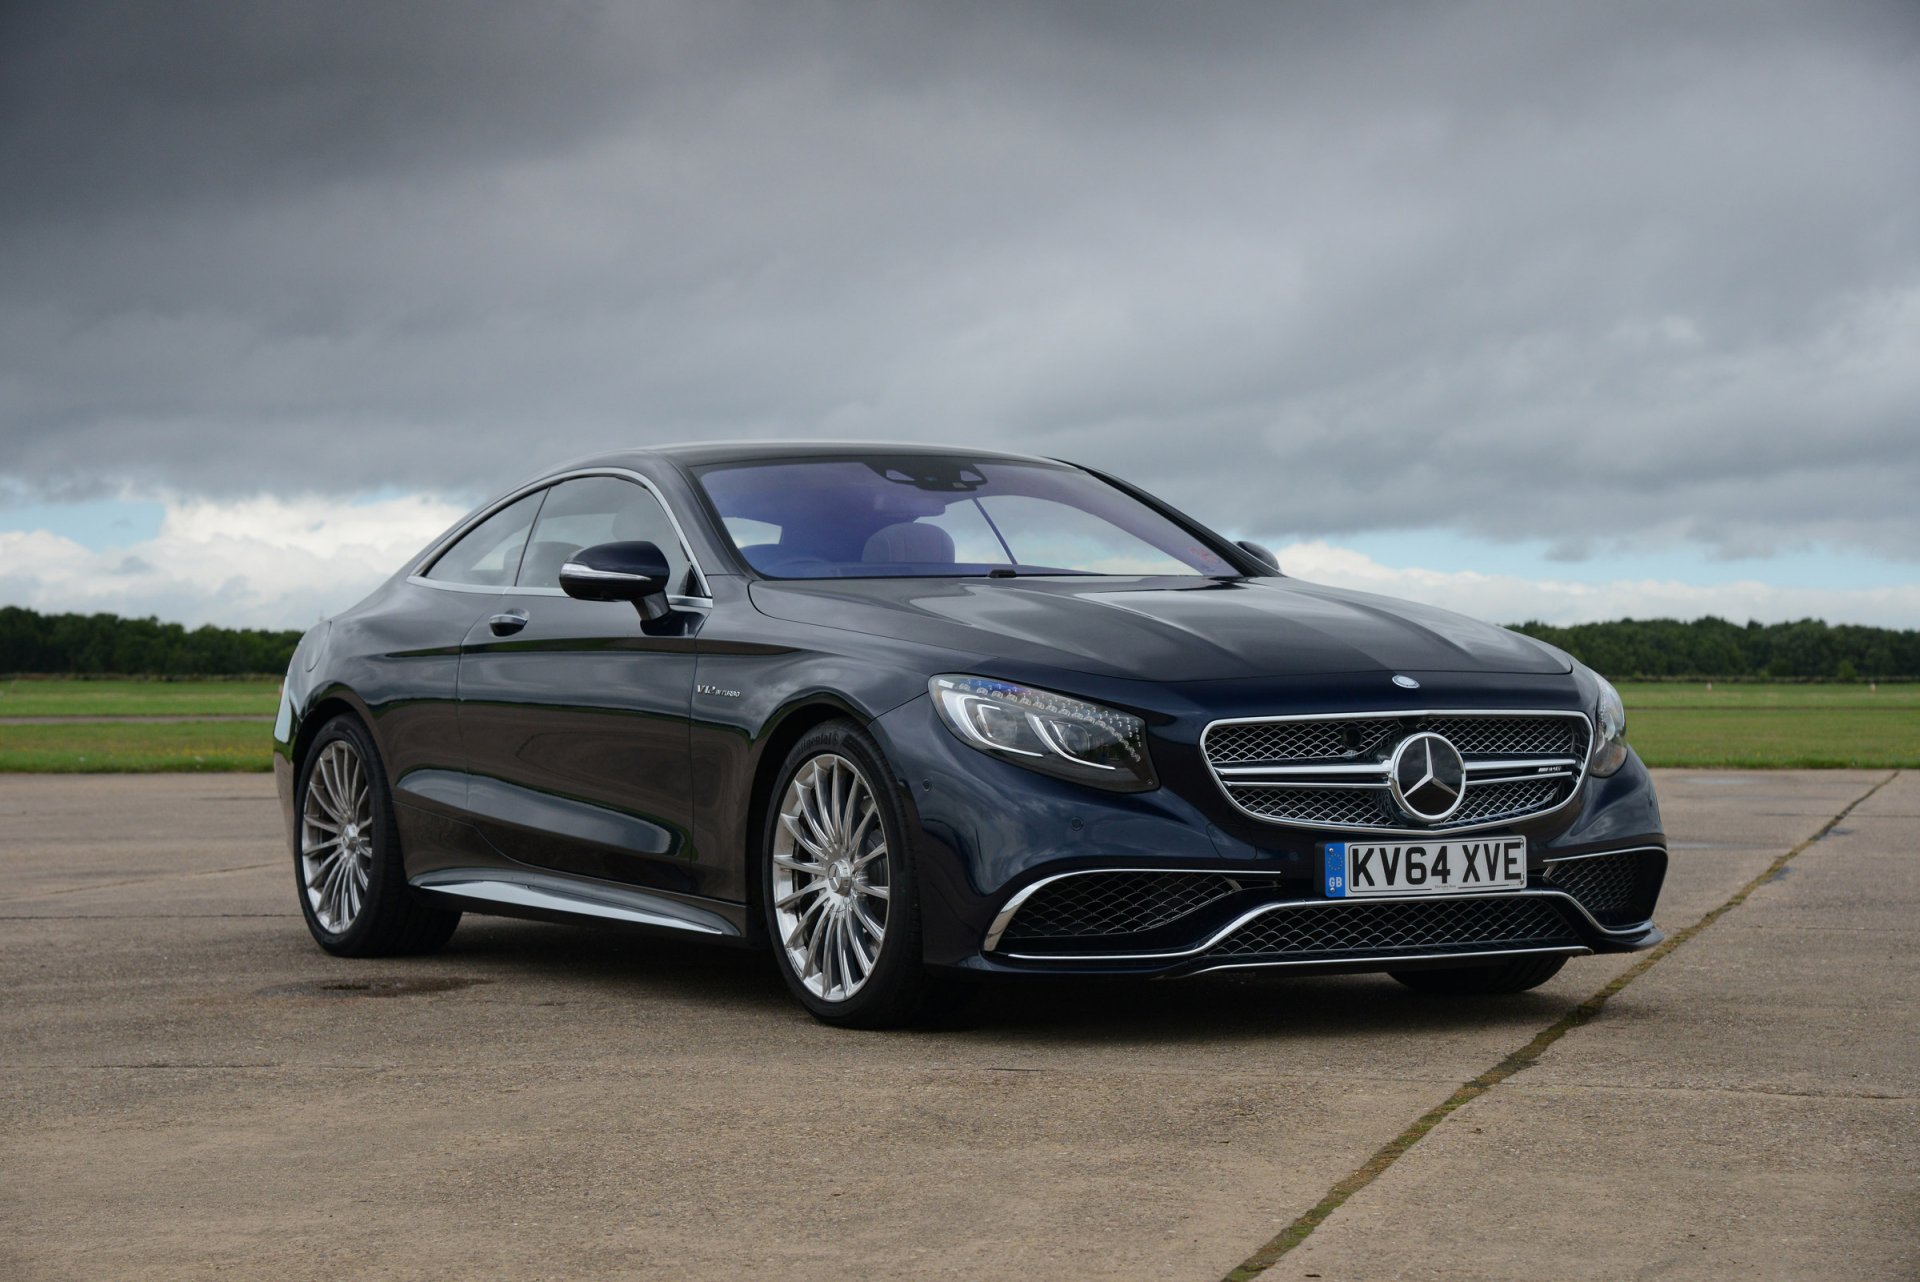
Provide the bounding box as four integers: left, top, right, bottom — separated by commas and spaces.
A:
1204, 719, 1399, 765
1450, 778, 1566, 825
1422, 716, 1582, 757
1203, 712, 1589, 831
1225, 785, 1394, 828
1209, 896, 1580, 959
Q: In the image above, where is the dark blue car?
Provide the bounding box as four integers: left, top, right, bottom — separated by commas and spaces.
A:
275, 444, 1664, 1026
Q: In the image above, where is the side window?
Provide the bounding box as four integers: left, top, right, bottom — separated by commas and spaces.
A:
423, 492, 543, 586
516, 476, 694, 593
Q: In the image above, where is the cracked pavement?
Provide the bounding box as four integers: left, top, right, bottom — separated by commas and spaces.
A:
1, 770, 1913, 1280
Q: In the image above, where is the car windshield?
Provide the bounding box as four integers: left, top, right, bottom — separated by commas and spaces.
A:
692, 455, 1238, 579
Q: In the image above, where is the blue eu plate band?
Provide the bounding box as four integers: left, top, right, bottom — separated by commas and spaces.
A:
1323, 842, 1348, 898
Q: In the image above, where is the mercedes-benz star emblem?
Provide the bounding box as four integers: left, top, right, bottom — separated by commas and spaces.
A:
1392, 674, 1420, 690
1387, 731, 1467, 823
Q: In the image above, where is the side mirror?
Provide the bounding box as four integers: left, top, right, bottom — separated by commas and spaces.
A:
1236, 540, 1281, 575
560, 541, 674, 620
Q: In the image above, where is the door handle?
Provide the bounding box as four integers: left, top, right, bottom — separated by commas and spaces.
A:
488, 610, 530, 637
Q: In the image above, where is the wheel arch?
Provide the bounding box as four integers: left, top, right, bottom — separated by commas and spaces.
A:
740, 698, 872, 946
290, 687, 380, 779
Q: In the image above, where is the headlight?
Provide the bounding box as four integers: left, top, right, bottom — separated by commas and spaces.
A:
1587, 668, 1628, 777
929, 675, 1157, 792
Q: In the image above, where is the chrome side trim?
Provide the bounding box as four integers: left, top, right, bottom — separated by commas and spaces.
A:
410, 868, 736, 937
996, 887, 1647, 963
1199, 708, 1595, 836
1185, 943, 1591, 977
406, 466, 713, 603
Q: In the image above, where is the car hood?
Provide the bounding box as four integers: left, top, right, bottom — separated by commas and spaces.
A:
747, 576, 1571, 682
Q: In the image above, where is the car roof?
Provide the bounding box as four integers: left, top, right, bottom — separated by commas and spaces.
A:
551, 439, 1070, 472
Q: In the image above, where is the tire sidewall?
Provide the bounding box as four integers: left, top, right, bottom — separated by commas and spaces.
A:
294, 714, 402, 955
761, 721, 922, 1024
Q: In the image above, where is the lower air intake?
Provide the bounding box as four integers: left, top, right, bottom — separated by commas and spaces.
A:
1000, 871, 1244, 940
1208, 896, 1581, 959
1544, 852, 1646, 922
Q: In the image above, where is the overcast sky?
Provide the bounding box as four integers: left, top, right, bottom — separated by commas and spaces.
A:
3, 0, 1917, 629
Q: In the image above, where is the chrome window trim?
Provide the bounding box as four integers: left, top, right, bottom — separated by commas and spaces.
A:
987, 876, 1650, 960
1200, 707, 1595, 836
407, 467, 713, 603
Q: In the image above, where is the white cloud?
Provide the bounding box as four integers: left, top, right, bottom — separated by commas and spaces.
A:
4, 1, 1919, 575
1277, 541, 1920, 629
5, 494, 1915, 632
0, 493, 467, 628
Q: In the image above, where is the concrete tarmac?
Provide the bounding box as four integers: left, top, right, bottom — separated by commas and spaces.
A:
1, 770, 1912, 1281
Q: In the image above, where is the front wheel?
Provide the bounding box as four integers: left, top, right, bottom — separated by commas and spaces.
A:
1390, 954, 1567, 995
762, 722, 931, 1028
295, 714, 460, 957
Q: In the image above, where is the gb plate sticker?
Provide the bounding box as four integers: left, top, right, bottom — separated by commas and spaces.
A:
1324, 842, 1349, 898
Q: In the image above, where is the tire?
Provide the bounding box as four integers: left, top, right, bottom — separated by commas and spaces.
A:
294, 713, 460, 958
761, 720, 932, 1028
1390, 954, 1567, 995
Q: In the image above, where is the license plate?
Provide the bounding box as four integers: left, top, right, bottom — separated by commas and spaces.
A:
1323, 837, 1527, 898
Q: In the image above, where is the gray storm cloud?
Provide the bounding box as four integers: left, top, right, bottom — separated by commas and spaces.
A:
2, 0, 1916, 560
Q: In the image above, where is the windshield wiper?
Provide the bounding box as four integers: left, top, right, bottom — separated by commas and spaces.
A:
980, 566, 1099, 578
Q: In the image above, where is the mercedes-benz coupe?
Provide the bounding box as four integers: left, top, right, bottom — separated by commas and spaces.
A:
275, 444, 1665, 1026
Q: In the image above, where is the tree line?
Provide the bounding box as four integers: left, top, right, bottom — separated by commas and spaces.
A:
1510, 616, 1919, 681
0, 604, 1915, 681
0, 606, 304, 677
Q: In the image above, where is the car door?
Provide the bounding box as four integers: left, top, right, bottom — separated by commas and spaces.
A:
384, 489, 545, 872
456, 473, 707, 894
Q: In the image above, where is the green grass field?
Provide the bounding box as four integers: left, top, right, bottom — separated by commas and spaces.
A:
0, 678, 1912, 772
1615, 682, 1918, 769
0, 677, 280, 717
0, 721, 273, 772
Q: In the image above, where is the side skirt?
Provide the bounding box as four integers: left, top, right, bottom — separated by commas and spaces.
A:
410, 867, 745, 941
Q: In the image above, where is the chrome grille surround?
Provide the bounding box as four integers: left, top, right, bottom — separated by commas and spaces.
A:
1202, 708, 1593, 834
998, 870, 1245, 941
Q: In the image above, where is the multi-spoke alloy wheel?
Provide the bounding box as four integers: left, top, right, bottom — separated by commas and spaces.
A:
771, 752, 891, 1002
301, 739, 373, 932
293, 714, 460, 957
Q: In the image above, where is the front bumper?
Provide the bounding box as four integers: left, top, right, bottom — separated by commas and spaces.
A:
982, 858, 1663, 979
870, 690, 1666, 978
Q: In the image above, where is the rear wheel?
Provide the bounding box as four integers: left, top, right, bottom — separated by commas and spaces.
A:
295, 714, 460, 957
763, 722, 931, 1028
1390, 954, 1567, 995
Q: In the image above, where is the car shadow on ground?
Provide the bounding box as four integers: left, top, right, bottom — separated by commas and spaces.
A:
416, 916, 1577, 1047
